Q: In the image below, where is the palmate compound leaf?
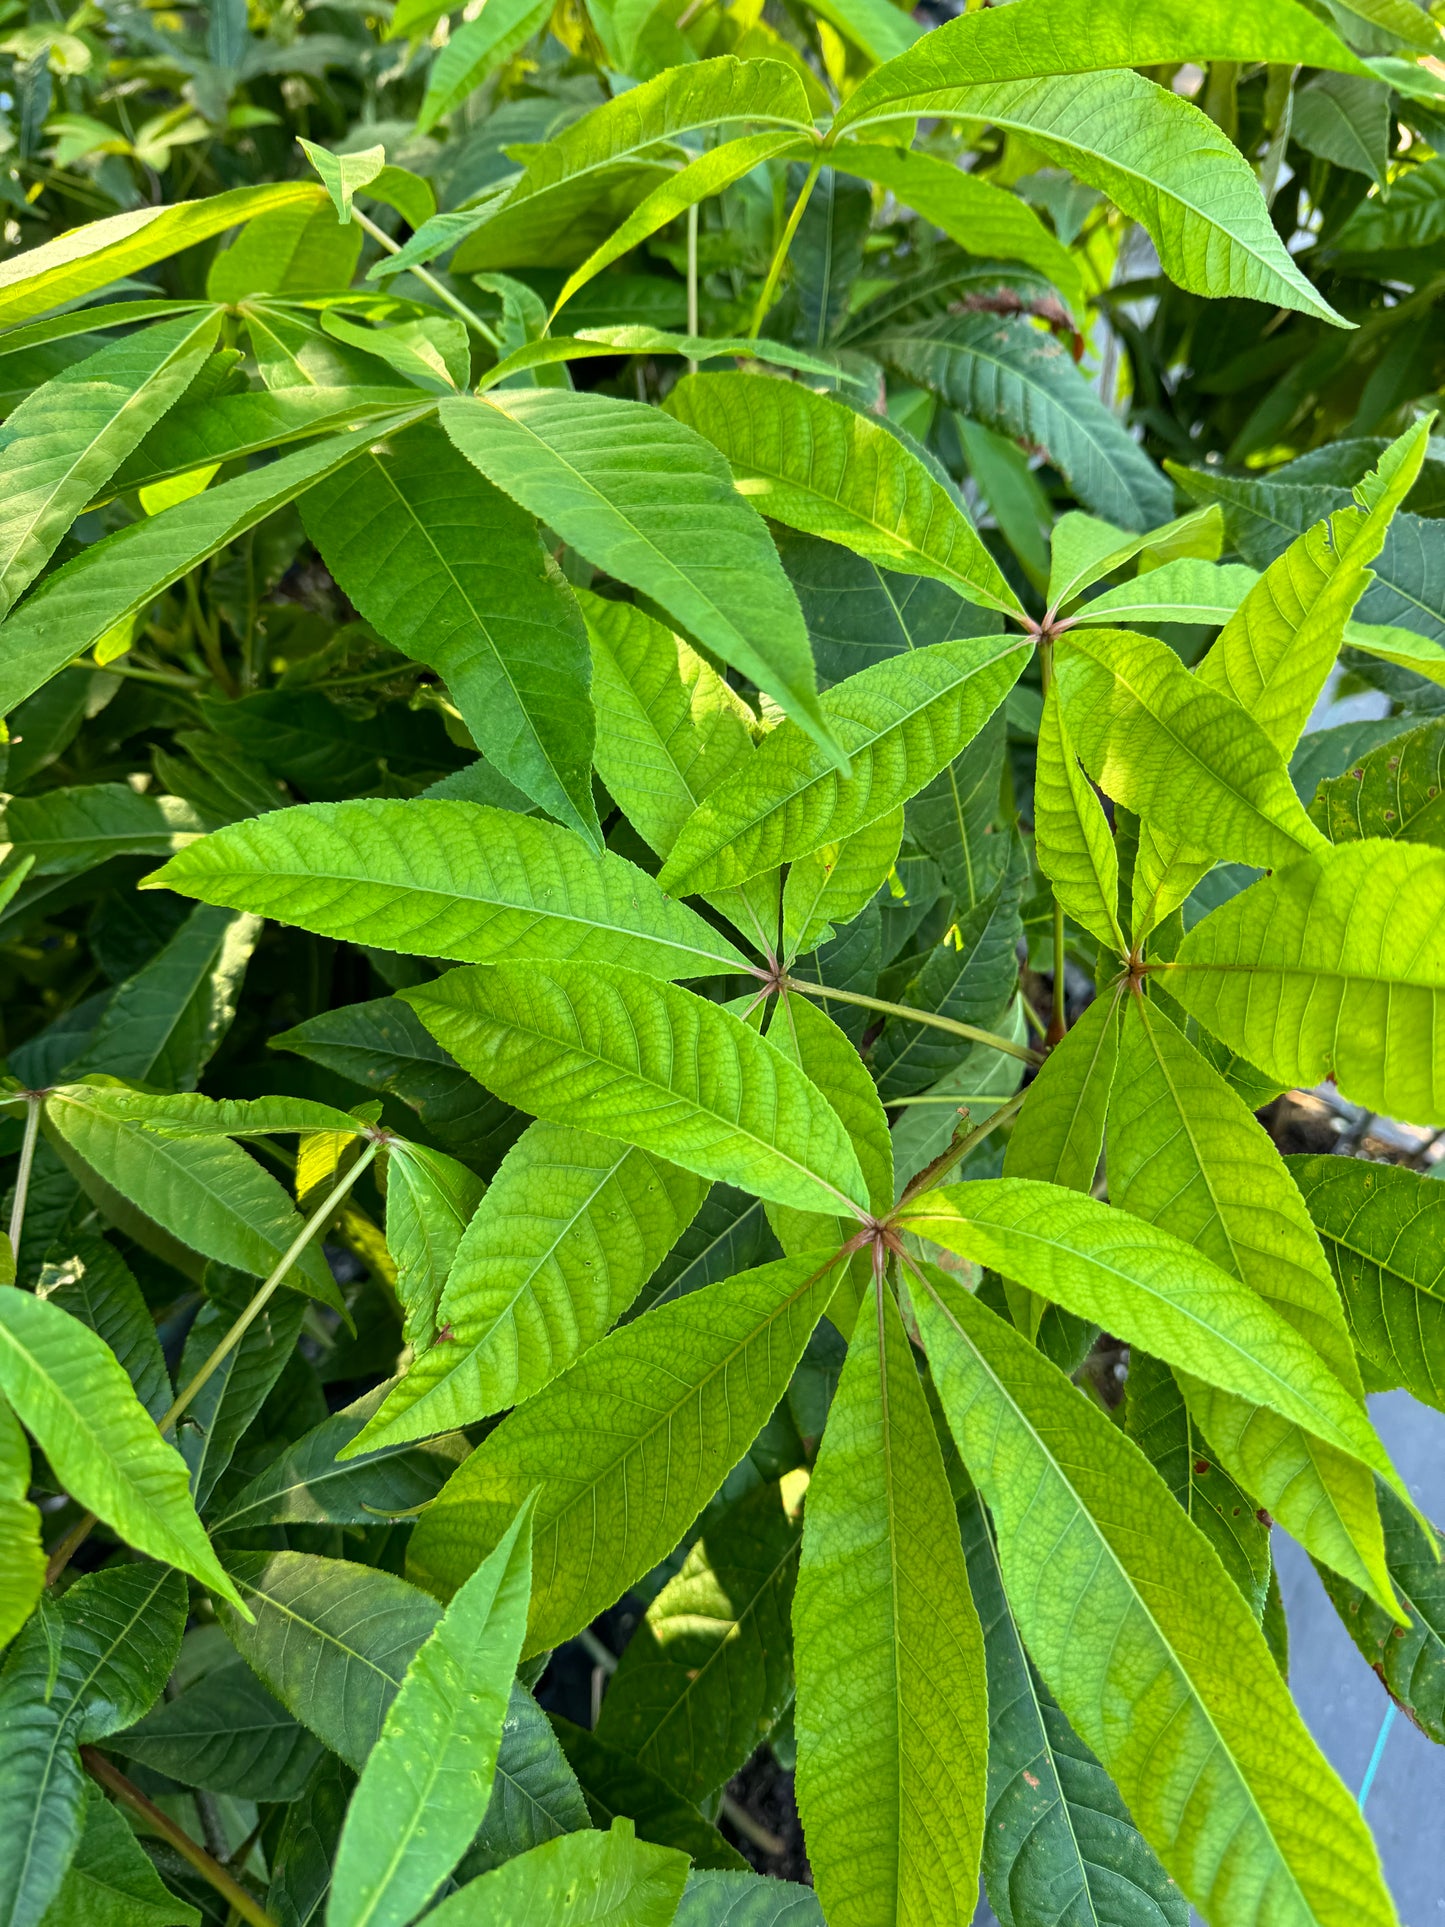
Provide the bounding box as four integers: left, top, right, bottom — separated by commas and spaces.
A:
437, 390, 840, 766
912, 1267, 1396, 1927
301, 420, 601, 844
1108, 996, 1396, 1607
657, 632, 1029, 897
351, 1121, 707, 1453
0, 1288, 242, 1606
328, 1495, 536, 1927
1162, 839, 1445, 1125
793, 1278, 987, 1927
0, 414, 428, 716
403, 1250, 844, 1653
872, 312, 1173, 532
1287, 1155, 1445, 1412
0, 183, 329, 329
0, 308, 222, 618
402, 962, 870, 1219
956, 1477, 1186, 1927
147, 798, 750, 979
1055, 627, 1327, 871
594, 1474, 804, 1806
900, 1178, 1405, 1502
422, 1819, 689, 1927
44, 1082, 339, 1305
832, 72, 1346, 326
664, 371, 1024, 618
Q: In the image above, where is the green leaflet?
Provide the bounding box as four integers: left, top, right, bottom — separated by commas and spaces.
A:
1310, 718, 1445, 845
0, 415, 425, 715
476, 327, 863, 392
1033, 684, 1124, 951
675, 1870, 824, 1925
0, 1290, 241, 1605
904, 703, 1009, 911
658, 633, 1028, 897
460, 1684, 590, 1877
793, 1281, 987, 1927
177, 1270, 306, 1507
45, 1084, 340, 1305
1056, 627, 1327, 869
424, 1819, 689, 1927
450, 58, 815, 267
554, 132, 814, 317
0, 785, 210, 878
35, 1235, 170, 1422
1196, 423, 1429, 758
902, 1178, 1400, 1488
69, 903, 259, 1092
384, 1141, 485, 1350
404, 1250, 842, 1651
328, 1496, 536, 1927
958, 1479, 1185, 1927
148, 799, 749, 978
1316, 1485, 1445, 1746
1163, 840, 1445, 1124
206, 197, 364, 301
836, 0, 1364, 127
439, 389, 837, 764
595, 1475, 803, 1804
0, 1565, 187, 1927
1066, 557, 1259, 628
0, 309, 222, 617
110, 1658, 323, 1802
1124, 1351, 1272, 1618
665, 371, 1024, 618
1047, 505, 1226, 613
351, 1122, 706, 1451
839, 70, 1344, 325
550, 1714, 745, 1870
1287, 1154, 1445, 1413
874, 313, 1172, 532
210, 1382, 468, 1530
871, 850, 1024, 1097
0, 1399, 42, 1651
914, 1268, 1395, 1927
217, 1552, 442, 1770
0, 183, 328, 329
415, 0, 553, 132
582, 590, 780, 948
301, 422, 601, 843
38, 1781, 200, 1927
780, 808, 904, 959
823, 144, 1084, 320
403, 962, 870, 1218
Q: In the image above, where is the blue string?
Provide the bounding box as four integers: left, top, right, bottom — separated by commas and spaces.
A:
1358, 1701, 1398, 1811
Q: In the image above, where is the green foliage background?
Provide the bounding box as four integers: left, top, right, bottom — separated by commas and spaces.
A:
1, 0, 1445, 1921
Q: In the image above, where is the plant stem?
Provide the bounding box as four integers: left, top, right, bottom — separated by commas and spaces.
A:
686, 201, 700, 375
719, 1791, 787, 1857
788, 978, 1043, 1065
158, 1142, 378, 1434
46, 1143, 379, 1587
351, 206, 501, 349
1037, 635, 1068, 1047
81, 1749, 278, 1927
898, 1088, 1029, 1203
749, 150, 822, 338
6, 1094, 42, 1267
